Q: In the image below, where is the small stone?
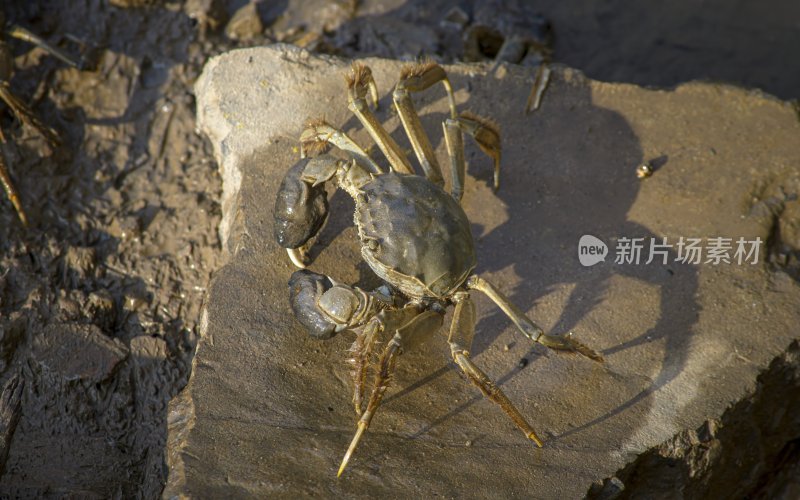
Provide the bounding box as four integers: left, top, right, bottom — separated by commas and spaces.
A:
441, 6, 469, 30
88, 289, 115, 312
56, 291, 83, 321
130, 335, 167, 359
184, 0, 227, 34
596, 477, 625, 500
64, 246, 97, 279
636, 163, 654, 179
225, 2, 263, 42
697, 419, 719, 442
108, 216, 140, 240
32, 323, 129, 383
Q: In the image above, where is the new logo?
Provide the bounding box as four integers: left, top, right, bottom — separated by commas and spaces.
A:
578, 235, 608, 267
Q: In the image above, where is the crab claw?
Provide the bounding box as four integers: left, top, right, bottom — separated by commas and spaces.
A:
273, 158, 330, 251
288, 270, 338, 340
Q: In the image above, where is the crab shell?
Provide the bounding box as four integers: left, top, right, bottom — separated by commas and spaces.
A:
355, 173, 476, 300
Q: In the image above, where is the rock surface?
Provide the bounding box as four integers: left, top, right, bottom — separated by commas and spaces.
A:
589, 339, 800, 499
32, 323, 128, 383
170, 44, 800, 497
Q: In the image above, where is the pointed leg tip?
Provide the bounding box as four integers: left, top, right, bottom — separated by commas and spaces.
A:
528, 433, 544, 447
338, 422, 367, 477
336, 446, 354, 478
540, 332, 604, 363
566, 332, 605, 363
337, 448, 353, 477
13, 206, 28, 227
575, 344, 604, 363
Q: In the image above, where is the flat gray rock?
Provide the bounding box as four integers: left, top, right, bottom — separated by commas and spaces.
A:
32, 323, 128, 383
169, 44, 800, 497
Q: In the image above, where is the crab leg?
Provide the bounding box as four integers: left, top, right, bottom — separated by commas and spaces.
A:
339, 330, 401, 477
457, 113, 501, 191
525, 64, 552, 114
300, 118, 382, 174
448, 292, 542, 446
349, 318, 380, 416
7, 24, 78, 69
346, 63, 414, 175
467, 275, 603, 362
338, 307, 443, 477
0, 81, 60, 148
393, 61, 457, 187
443, 118, 466, 202
444, 110, 503, 201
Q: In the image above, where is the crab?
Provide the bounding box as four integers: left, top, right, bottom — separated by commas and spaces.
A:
0, 10, 77, 226
273, 60, 602, 476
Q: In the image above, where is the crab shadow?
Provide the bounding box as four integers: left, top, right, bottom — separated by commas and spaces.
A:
384, 72, 699, 445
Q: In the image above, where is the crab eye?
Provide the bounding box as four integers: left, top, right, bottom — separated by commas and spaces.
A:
319, 286, 360, 325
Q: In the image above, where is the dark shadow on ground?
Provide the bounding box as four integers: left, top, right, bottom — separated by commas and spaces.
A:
330, 0, 800, 100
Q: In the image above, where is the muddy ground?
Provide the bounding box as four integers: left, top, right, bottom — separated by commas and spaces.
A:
0, 0, 797, 497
